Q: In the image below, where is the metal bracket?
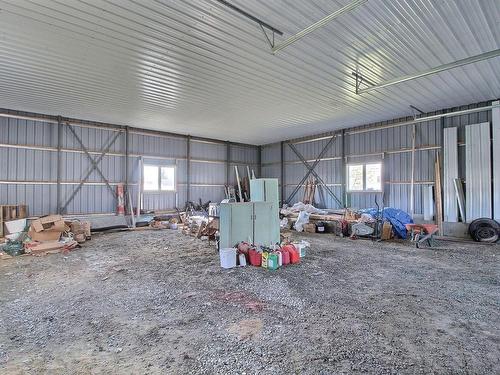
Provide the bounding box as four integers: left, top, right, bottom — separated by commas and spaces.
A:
60, 126, 121, 213
352, 70, 375, 95
215, 0, 283, 49
410, 105, 425, 116
259, 24, 275, 49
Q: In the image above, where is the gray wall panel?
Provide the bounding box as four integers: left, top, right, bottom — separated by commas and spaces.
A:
190, 186, 225, 204
261, 143, 281, 164
190, 162, 226, 185
190, 141, 226, 161
230, 145, 258, 164
261, 101, 493, 214
0, 114, 258, 215
0, 184, 56, 216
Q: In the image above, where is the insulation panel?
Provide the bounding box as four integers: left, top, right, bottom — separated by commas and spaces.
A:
493, 101, 500, 221
443, 127, 458, 222
465, 122, 491, 222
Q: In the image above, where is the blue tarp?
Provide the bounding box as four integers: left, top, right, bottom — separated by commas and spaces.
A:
360, 207, 413, 239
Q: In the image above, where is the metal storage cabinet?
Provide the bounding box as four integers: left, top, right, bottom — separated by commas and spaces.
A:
219, 202, 279, 248
250, 178, 279, 205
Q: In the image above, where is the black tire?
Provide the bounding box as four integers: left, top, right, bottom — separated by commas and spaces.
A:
468, 218, 500, 243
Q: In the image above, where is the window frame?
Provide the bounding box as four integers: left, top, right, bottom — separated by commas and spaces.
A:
142, 164, 176, 192
346, 162, 383, 193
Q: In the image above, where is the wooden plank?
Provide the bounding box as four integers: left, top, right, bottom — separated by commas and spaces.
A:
434, 153, 443, 235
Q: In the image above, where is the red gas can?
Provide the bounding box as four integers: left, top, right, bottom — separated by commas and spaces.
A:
248, 249, 262, 267
287, 245, 300, 264
280, 245, 292, 265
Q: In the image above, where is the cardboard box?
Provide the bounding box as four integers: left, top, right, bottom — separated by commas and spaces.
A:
28, 215, 65, 242
31, 215, 65, 233
303, 223, 316, 233
28, 227, 62, 241
381, 222, 393, 240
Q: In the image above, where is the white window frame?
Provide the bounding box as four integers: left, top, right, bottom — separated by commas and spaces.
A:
346, 162, 383, 192
143, 164, 176, 192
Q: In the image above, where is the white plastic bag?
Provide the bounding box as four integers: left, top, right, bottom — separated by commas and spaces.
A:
294, 211, 310, 232
280, 217, 289, 229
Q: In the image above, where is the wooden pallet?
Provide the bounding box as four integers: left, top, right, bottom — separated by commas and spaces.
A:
0, 205, 27, 238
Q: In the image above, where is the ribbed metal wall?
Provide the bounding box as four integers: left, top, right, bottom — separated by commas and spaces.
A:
0, 112, 259, 216
261, 101, 493, 215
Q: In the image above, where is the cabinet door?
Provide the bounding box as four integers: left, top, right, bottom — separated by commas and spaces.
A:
263, 179, 279, 204
253, 202, 279, 247
220, 203, 254, 248
250, 180, 265, 202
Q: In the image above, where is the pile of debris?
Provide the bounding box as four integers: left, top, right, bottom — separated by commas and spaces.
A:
280, 202, 413, 240
180, 213, 218, 241
178, 200, 219, 243
1, 214, 92, 259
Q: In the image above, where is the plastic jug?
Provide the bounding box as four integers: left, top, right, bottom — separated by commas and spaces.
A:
248, 249, 262, 267
282, 249, 290, 265
238, 253, 247, 267
281, 245, 295, 265
268, 253, 279, 270
293, 241, 309, 258
288, 246, 300, 264
261, 251, 269, 269
276, 250, 283, 267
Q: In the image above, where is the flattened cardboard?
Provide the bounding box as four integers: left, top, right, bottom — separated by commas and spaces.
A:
28, 228, 62, 242
39, 215, 63, 224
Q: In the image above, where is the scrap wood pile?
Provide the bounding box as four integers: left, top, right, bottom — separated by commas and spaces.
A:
176, 199, 219, 242
180, 213, 218, 240
280, 202, 414, 240
149, 215, 180, 230
1, 214, 92, 260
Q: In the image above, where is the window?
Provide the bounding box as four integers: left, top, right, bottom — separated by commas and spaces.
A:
160, 166, 175, 191
347, 163, 382, 192
143, 165, 176, 191
347, 165, 364, 191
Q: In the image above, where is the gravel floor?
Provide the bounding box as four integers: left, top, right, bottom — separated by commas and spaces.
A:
1, 229, 499, 374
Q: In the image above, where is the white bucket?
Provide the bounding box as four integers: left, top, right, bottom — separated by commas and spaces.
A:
219, 248, 237, 269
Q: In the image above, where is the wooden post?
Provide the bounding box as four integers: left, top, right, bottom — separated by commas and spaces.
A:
435, 152, 443, 235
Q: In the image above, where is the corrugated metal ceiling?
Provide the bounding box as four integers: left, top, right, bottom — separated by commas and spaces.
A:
0, 0, 498, 144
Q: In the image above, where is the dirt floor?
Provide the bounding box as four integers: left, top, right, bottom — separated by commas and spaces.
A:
1, 229, 499, 374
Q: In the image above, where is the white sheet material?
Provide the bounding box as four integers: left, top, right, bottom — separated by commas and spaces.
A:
465, 122, 492, 222
281, 202, 327, 215
493, 100, 500, 221
443, 127, 458, 222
